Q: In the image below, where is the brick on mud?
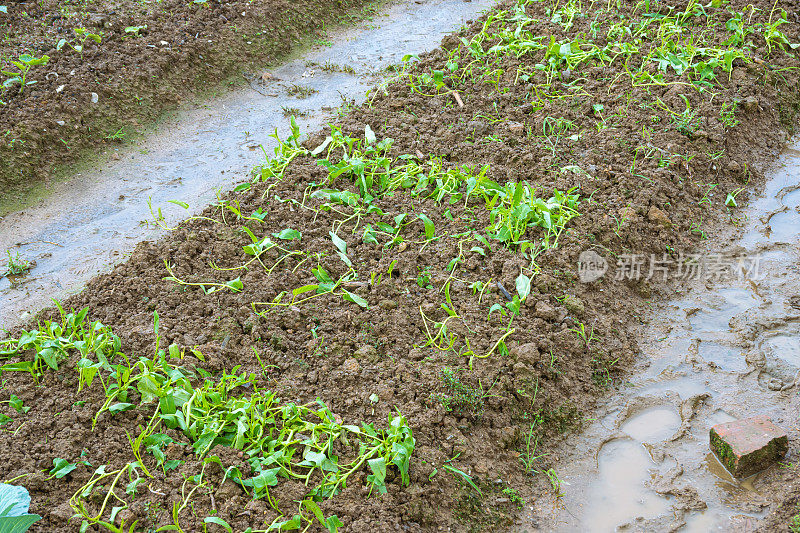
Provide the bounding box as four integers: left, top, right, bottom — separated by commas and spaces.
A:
709, 415, 788, 478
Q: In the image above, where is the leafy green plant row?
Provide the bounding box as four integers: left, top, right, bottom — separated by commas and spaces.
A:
395, 0, 799, 99
0, 306, 415, 532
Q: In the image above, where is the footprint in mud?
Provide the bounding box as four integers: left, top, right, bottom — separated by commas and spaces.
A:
620, 406, 682, 442
684, 288, 760, 333
582, 439, 672, 531
755, 331, 800, 389
697, 341, 748, 373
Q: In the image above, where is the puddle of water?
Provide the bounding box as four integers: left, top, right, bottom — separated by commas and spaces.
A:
620, 406, 682, 442
581, 439, 671, 531
698, 341, 747, 372
0, 0, 497, 328
637, 376, 711, 398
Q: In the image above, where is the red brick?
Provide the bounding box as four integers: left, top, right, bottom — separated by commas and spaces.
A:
710, 415, 788, 478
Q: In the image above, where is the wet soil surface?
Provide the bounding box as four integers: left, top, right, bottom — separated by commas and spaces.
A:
533, 141, 800, 532
0, 0, 799, 531
0, 0, 377, 202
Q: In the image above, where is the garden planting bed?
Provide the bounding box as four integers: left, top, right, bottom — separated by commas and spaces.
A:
1, 0, 800, 531
0, 0, 377, 211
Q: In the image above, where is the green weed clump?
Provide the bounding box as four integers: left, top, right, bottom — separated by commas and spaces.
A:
2, 250, 30, 276
434, 367, 486, 417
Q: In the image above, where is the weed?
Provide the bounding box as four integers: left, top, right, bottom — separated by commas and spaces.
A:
286, 84, 318, 98
519, 422, 546, 474
545, 468, 563, 497
434, 367, 487, 417
281, 106, 307, 117
416, 266, 433, 289
2, 250, 30, 276
668, 95, 701, 137
502, 487, 526, 508
791, 506, 800, 533
720, 101, 739, 128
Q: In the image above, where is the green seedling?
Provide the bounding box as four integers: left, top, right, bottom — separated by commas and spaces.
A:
1, 54, 49, 94
56, 28, 102, 56
123, 25, 146, 38
0, 303, 121, 381
726, 187, 745, 208
49, 458, 77, 479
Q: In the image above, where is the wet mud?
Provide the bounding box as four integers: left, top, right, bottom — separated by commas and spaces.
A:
536, 140, 800, 532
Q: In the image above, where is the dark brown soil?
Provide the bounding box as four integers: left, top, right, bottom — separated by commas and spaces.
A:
1, 0, 799, 531
0, 0, 377, 207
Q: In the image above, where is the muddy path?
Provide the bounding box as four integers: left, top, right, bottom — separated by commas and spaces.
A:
0, 0, 496, 329
533, 141, 800, 531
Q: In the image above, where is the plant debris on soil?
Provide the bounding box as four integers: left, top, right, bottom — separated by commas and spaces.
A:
1, 0, 800, 531
0, 0, 378, 209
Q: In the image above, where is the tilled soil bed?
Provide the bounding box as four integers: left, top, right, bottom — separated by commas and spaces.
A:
1, 0, 799, 531
0, 0, 376, 210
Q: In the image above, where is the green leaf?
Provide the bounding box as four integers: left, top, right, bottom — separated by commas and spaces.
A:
515, 273, 531, 301
164, 460, 182, 472
342, 290, 367, 308
108, 403, 134, 415
362, 226, 378, 245
292, 284, 319, 298
204, 517, 232, 533
418, 214, 435, 240
302, 499, 325, 524
49, 458, 77, 479
366, 457, 387, 494
364, 125, 377, 145
0, 414, 11, 427
325, 516, 344, 533
329, 232, 347, 254
272, 229, 302, 241
8, 395, 28, 414
0, 483, 40, 533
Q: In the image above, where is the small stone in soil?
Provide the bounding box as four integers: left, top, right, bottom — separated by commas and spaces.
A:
710, 415, 788, 478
